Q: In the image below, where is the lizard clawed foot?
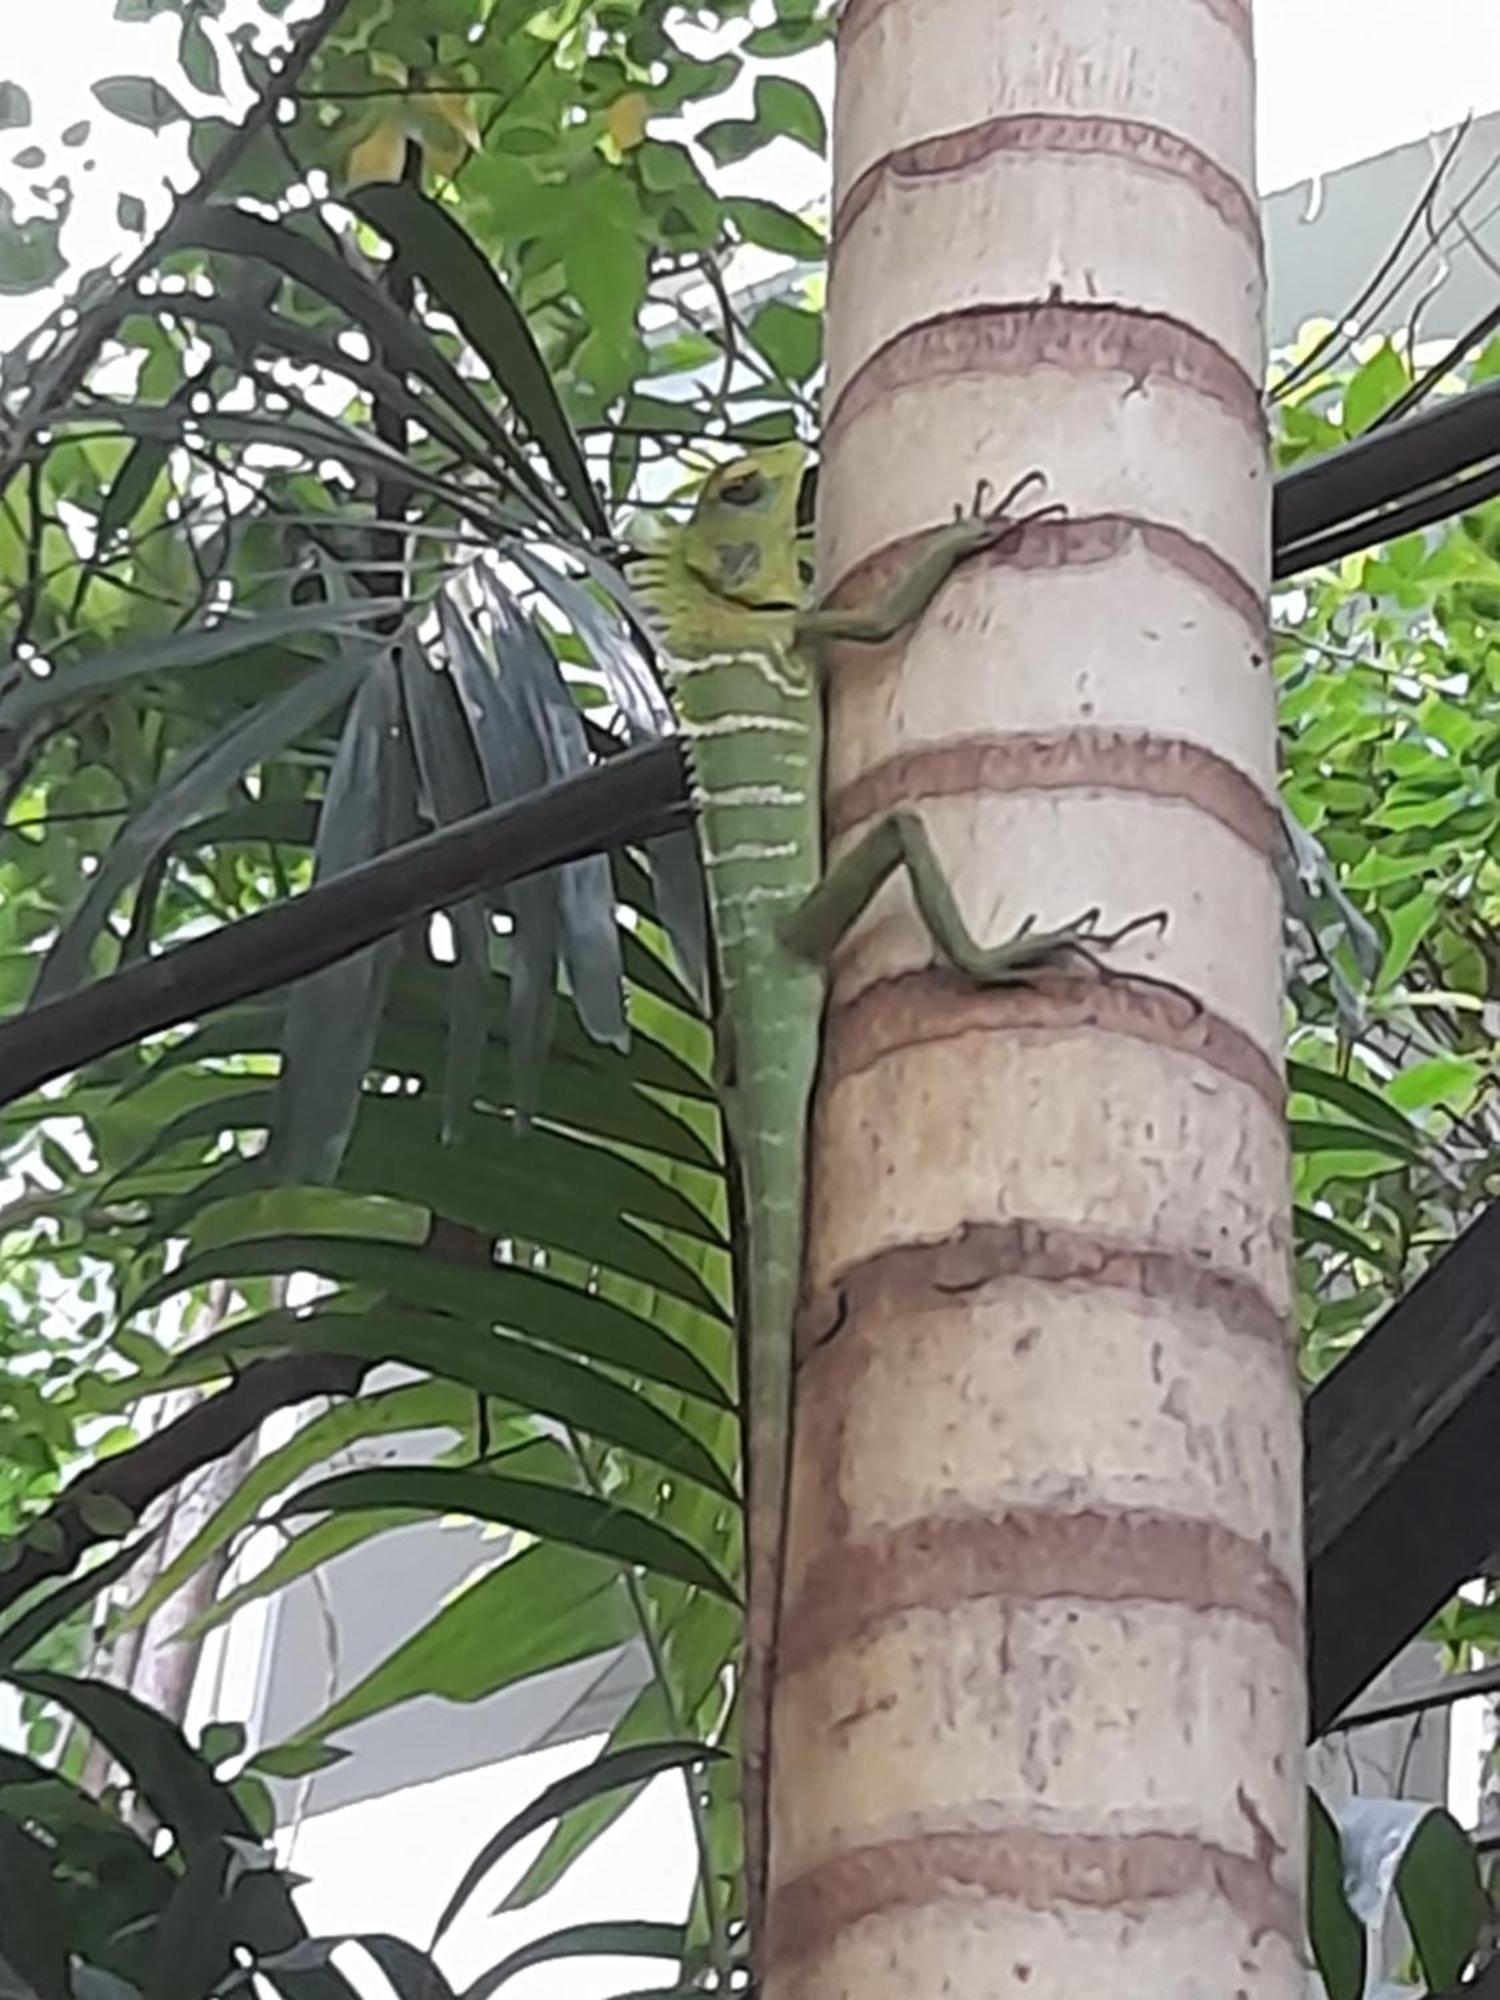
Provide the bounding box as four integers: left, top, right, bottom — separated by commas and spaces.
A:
975, 468, 1044, 521
1020, 906, 1201, 1019
952, 467, 1066, 557
1078, 907, 1170, 952
952, 469, 1044, 526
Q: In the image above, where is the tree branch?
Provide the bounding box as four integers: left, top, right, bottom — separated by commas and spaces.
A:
0, 1353, 366, 1618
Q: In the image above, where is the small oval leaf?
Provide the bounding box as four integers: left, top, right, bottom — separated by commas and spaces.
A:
91, 76, 187, 130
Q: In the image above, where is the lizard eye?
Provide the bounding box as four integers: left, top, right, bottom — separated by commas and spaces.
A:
718, 467, 765, 508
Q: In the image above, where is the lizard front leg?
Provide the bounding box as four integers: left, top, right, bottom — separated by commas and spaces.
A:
780, 807, 1170, 985
795, 470, 1061, 649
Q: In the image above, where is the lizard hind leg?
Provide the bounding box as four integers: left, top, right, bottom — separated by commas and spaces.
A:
780, 807, 1170, 986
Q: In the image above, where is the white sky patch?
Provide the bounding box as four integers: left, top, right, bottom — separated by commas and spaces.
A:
0, 0, 273, 343
3, 0, 1497, 346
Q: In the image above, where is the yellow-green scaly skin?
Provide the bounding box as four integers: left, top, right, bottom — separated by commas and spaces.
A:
635, 441, 821, 1965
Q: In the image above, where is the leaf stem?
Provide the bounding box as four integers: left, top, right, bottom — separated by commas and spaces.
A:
567, 1431, 731, 1984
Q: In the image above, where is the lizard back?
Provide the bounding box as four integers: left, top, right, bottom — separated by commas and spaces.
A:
635, 442, 823, 1960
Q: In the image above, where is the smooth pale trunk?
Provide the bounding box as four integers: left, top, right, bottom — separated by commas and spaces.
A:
767, 1, 1301, 1995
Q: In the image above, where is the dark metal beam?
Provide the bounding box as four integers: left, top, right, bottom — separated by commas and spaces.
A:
1274, 375, 1500, 578
0, 740, 687, 1109
1306, 1197, 1500, 1738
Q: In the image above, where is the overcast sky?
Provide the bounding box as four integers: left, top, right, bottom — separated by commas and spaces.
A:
3, 0, 1498, 346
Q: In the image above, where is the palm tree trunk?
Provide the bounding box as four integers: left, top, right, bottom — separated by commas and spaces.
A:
770, 2, 1300, 1993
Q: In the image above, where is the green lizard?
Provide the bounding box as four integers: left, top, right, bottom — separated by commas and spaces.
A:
635, 442, 1166, 1970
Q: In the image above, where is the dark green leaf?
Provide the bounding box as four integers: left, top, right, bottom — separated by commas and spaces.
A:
132, 1236, 730, 1405
271, 653, 407, 1183
504, 552, 709, 1006
0, 1535, 154, 1672
463, 1922, 685, 1998
434, 1740, 718, 1943
184, 1307, 735, 1496
249, 1740, 349, 1781
0, 1818, 68, 2000
52, 399, 514, 530
476, 573, 627, 1055
0, 191, 64, 295
289, 1466, 735, 1599
145, 1845, 233, 2000
75, 1493, 136, 1540
179, 13, 222, 95
69, 1971, 141, 2000
31, 649, 371, 1004
133, 960, 716, 1149
498, 1684, 672, 1912
396, 651, 490, 1145
4, 1675, 277, 1894
1285, 1062, 1424, 1150
440, 898, 493, 1146
437, 592, 560, 1115
724, 196, 824, 261
743, 15, 829, 53
261, 1936, 451, 1999
1293, 1206, 1396, 1277
0, 601, 386, 731
116, 193, 147, 234
349, 183, 605, 537
166, 207, 554, 520
0, 83, 32, 131
697, 118, 766, 169
137, 1091, 723, 1307
754, 76, 826, 154
356, 1937, 457, 2000
1306, 1789, 1364, 2000
91, 76, 187, 129
749, 298, 822, 384
1288, 1119, 1422, 1166
0, 1751, 170, 1917
233, 1773, 275, 1838
291, 1544, 631, 1744
90, 434, 169, 554
644, 831, 710, 1009
1397, 1807, 1482, 1990
197, 1721, 246, 1768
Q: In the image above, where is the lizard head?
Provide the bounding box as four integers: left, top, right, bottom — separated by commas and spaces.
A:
680, 442, 808, 609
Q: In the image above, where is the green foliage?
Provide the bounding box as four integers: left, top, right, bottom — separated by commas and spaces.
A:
1274, 333, 1500, 1385
0, 0, 782, 1977
0, 84, 32, 132
90, 79, 189, 132
0, 3, 1497, 1991
434, 1738, 723, 1944
0, 1661, 707, 1996
1307, 1787, 1490, 1998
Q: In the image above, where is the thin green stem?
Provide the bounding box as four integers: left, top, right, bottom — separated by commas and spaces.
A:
567, 1430, 731, 1983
